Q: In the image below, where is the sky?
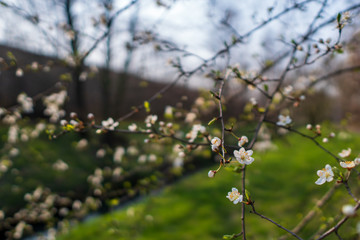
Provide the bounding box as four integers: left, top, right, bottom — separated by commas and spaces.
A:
0, 0, 358, 88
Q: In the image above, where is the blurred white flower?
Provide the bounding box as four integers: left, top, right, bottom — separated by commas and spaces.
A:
53, 159, 69, 171
276, 115, 292, 127
96, 148, 106, 158
76, 139, 88, 150
342, 204, 356, 216
43, 90, 67, 123
145, 115, 158, 127
113, 147, 125, 163
138, 154, 147, 163
128, 123, 137, 131
148, 154, 157, 162
238, 136, 249, 147
17, 93, 33, 113
338, 148, 351, 158
102, 118, 119, 130
9, 148, 20, 157
185, 112, 197, 123
16, 68, 24, 77
188, 124, 206, 142
283, 85, 293, 95
208, 170, 215, 178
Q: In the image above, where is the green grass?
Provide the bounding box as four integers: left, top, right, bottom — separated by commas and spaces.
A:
58, 129, 360, 240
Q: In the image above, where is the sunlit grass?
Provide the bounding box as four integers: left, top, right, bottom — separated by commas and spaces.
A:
58, 129, 360, 239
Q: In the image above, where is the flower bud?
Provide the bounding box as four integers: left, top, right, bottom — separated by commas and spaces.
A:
208, 170, 216, 178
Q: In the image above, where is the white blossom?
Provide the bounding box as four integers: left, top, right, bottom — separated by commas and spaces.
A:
234, 147, 254, 165
340, 161, 356, 170
102, 118, 119, 130
185, 112, 197, 123
145, 115, 158, 127
16, 68, 24, 77
208, 170, 215, 178
96, 148, 106, 158
238, 136, 249, 147
226, 187, 243, 204
283, 85, 293, 95
43, 90, 67, 122
338, 148, 351, 158
113, 147, 125, 163
276, 115, 292, 127
17, 93, 33, 113
211, 137, 221, 152
76, 139, 88, 150
342, 204, 356, 216
315, 164, 333, 185
188, 124, 206, 142
53, 159, 69, 171
128, 123, 137, 131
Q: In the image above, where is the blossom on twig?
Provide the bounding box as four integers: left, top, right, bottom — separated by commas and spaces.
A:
226, 187, 243, 204
234, 147, 254, 165
276, 114, 292, 127
315, 164, 334, 185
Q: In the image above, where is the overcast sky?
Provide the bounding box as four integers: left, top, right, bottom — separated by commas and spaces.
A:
0, 0, 358, 87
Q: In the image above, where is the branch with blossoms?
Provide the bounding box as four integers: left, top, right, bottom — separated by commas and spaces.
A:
2, 0, 360, 239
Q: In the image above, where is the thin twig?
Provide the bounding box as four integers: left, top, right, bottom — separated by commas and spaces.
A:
250, 203, 304, 240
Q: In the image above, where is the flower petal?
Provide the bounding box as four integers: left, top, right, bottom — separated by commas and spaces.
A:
315, 177, 326, 185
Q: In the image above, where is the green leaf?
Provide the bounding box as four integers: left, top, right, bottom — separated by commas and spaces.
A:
59, 73, 72, 82
144, 101, 150, 113
208, 117, 218, 126
264, 84, 268, 92
7, 51, 16, 61
265, 59, 273, 67
245, 189, 251, 202
337, 13, 341, 23
223, 234, 235, 239
258, 107, 265, 113
231, 35, 237, 44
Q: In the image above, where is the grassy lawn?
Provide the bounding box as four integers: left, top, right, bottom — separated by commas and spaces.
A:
58, 128, 360, 239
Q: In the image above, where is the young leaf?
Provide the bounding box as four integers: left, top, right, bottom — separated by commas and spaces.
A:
337, 13, 341, 23
144, 101, 151, 113
264, 84, 269, 92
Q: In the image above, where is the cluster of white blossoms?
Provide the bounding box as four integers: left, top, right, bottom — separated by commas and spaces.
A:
101, 117, 119, 130
145, 115, 158, 127
209, 135, 255, 178
17, 93, 33, 113
316, 148, 360, 185
43, 90, 67, 123
113, 147, 125, 163
8, 125, 19, 144
187, 124, 206, 142
226, 187, 243, 204
337, 148, 360, 170
276, 114, 292, 127
211, 137, 221, 152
